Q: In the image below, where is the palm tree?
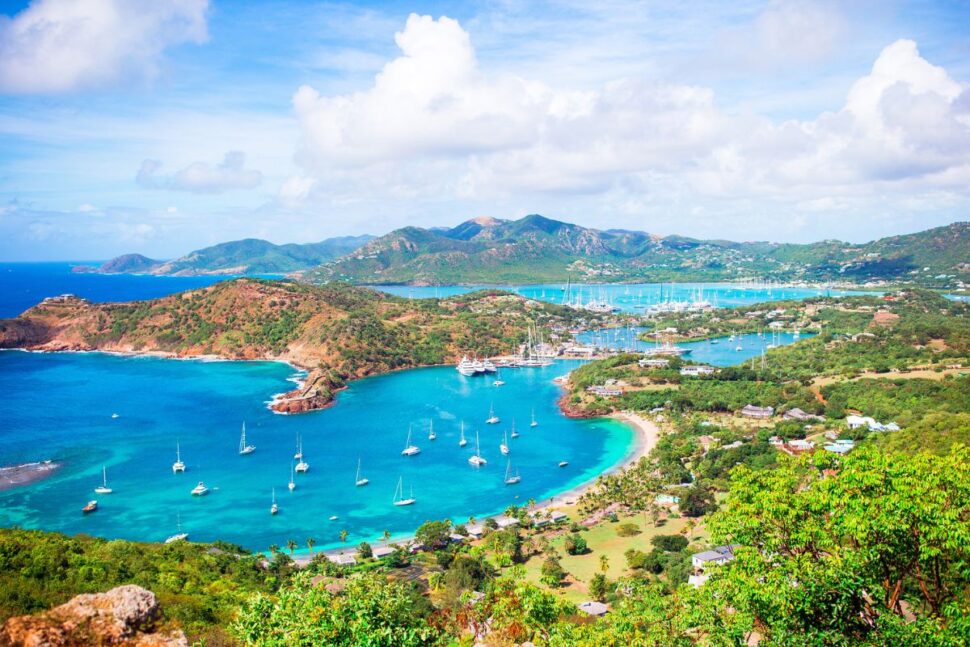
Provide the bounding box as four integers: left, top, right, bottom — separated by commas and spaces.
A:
504, 504, 518, 519
527, 498, 537, 511
339, 529, 348, 543
382, 529, 391, 546
269, 544, 279, 556
599, 554, 609, 574
306, 537, 315, 554
467, 515, 476, 527
286, 539, 297, 555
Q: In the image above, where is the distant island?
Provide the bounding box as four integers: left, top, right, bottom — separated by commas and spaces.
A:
82, 216, 969, 290
72, 235, 374, 276
0, 279, 600, 413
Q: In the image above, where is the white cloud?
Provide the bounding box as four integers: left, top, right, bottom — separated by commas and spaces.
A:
0, 0, 208, 94
137, 151, 263, 193
290, 16, 970, 215
278, 176, 317, 207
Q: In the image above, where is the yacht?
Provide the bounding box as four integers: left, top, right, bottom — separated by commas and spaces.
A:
94, 465, 113, 494
558, 461, 569, 468
355, 458, 369, 486
510, 418, 519, 439
459, 421, 468, 447
499, 430, 510, 456
329, 515, 339, 521
504, 459, 521, 485
238, 422, 255, 455
471, 358, 486, 374
82, 500, 98, 514
482, 359, 497, 373
164, 514, 188, 543
393, 477, 416, 506
486, 403, 500, 425
428, 420, 436, 441
288, 464, 296, 491
294, 433, 303, 460
530, 409, 538, 428
468, 431, 487, 467
270, 488, 278, 515
493, 378, 505, 387
190, 481, 208, 496
401, 425, 420, 456
456, 356, 477, 376
172, 441, 186, 473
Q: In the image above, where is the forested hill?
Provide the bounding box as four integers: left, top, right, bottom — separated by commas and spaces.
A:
304, 216, 969, 288
0, 278, 599, 412
74, 235, 374, 276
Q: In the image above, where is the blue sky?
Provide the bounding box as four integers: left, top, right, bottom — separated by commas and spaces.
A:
0, 0, 968, 260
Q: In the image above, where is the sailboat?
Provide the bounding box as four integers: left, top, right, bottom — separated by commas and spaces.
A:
164, 513, 188, 543
499, 430, 510, 455
172, 441, 186, 473
238, 422, 255, 455
504, 459, 521, 485
510, 418, 519, 439
468, 431, 487, 466
296, 436, 310, 472
428, 420, 436, 441
402, 425, 420, 456
190, 481, 208, 496
355, 458, 369, 486
294, 433, 303, 460
459, 421, 468, 447
486, 403, 500, 425
530, 409, 538, 428
270, 488, 278, 515
393, 477, 416, 506
288, 464, 296, 491
94, 465, 113, 494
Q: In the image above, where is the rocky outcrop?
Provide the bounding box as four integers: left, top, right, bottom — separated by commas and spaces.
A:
271, 369, 341, 414
0, 585, 187, 647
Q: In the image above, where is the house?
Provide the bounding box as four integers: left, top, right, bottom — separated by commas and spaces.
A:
721, 440, 744, 450
577, 601, 609, 617
698, 435, 718, 452
783, 408, 825, 422
846, 415, 899, 432
680, 365, 718, 377
529, 509, 567, 527
586, 385, 622, 397
327, 552, 357, 566
465, 523, 486, 538
494, 515, 519, 529
740, 404, 774, 419
768, 435, 784, 446
655, 494, 680, 506
788, 439, 815, 452
691, 544, 738, 570
768, 321, 785, 329
449, 533, 466, 543
824, 439, 855, 454
372, 545, 396, 559
639, 358, 670, 368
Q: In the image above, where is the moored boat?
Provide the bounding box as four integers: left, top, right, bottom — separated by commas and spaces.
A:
82, 500, 97, 514
94, 465, 113, 494
393, 476, 416, 506
401, 425, 420, 456
238, 422, 255, 455
190, 481, 208, 496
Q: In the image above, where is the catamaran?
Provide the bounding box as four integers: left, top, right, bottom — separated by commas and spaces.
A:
164, 513, 188, 543
459, 421, 468, 447
393, 477, 416, 506
172, 441, 186, 473
190, 481, 208, 496
238, 422, 255, 455
493, 377, 505, 387
94, 465, 113, 494
504, 459, 521, 485
510, 418, 519, 439
270, 488, 278, 515
428, 420, 436, 441
500, 430, 510, 455
295, 454, 310, 473
468, 431, 487, 467
402, 425, 420, 456
486, 403, 500, 425
355, 458, 369, 486
288, 464, 296, 491
530, 409, 538, 427
82, 500, 97, 514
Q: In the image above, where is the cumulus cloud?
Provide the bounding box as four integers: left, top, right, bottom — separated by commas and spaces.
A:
0, 0, 208, 94
137, 151, 262, 193
291, 15, 970, 210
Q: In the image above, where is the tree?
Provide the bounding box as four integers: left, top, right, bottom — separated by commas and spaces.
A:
415, 519, 452, 551
357, 541, 373, 559
306, 537, 315, 554
679, 485, 716, 517
269, 543, 280, 556
564, 533, 588, 556
651, 534, 688, 552
589, 573, 609, 602
540, 556, 566, 588
599, 554, 609, 574
286, 539, 297, 555
339, 529, 348, 543
382, 529, 391, 546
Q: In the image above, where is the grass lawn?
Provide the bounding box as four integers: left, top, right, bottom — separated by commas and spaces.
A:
519, 512, 701, 603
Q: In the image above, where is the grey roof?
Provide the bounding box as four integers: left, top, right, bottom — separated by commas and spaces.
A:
578, 601, 609, 616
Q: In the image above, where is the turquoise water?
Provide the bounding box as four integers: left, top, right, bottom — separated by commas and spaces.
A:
575, 328, 815, 366
374, 282, 879, 313
0, 352, 631, 551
